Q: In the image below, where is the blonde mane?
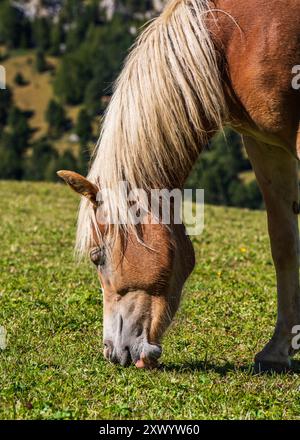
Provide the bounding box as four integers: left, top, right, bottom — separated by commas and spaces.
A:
76, 0, 227, 255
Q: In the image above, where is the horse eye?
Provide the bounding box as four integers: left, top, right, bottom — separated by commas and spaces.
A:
90, 247, 106, 267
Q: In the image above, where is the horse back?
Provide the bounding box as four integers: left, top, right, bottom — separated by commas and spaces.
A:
214, 0, 300, 151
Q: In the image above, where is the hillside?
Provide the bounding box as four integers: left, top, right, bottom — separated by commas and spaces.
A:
2, 51, 82, 151
0, 181, 299, 420
3, 52, 58, 138
0, 0, 262, 209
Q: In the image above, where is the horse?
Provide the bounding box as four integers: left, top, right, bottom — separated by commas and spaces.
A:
58, 0, 300, 372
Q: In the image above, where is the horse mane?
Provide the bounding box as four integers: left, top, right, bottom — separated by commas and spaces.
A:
76, 0, 227, 256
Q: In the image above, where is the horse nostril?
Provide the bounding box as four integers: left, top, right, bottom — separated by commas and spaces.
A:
103, 340, 113, 360
119, 346, 131, 367
104, 339, 113, 349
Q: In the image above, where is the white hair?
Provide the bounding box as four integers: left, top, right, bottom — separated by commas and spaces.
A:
76, 0, 227, 256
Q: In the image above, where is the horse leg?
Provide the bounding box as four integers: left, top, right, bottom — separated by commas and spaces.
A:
243, 136, 300, 372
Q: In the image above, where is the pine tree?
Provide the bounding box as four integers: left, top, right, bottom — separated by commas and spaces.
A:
0, 87, 12, 127
76, 108, 92, 146
7, 107, 31, 155
50, 21, 64, 56
45, 100, 68, 138
14, 72, 27, 86
34, 17, 51, 51
0, 106, 32, 180
24, 140, 58, 181
36, 49, 47, 72
0, 1, 22, 48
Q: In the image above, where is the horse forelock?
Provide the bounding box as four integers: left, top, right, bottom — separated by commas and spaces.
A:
76, 0, 227, 257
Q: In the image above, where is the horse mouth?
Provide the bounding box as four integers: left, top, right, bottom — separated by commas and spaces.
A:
135, 355, 160, 369
104, 340, 162, 368
132, 341, 162, 368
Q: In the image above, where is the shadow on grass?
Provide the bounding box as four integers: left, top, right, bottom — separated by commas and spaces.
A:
160, 361, 249, 376
160, 360, 300, 376
291, 360, 300, 372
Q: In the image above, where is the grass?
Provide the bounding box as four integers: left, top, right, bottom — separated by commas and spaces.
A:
0, 181, 300, 420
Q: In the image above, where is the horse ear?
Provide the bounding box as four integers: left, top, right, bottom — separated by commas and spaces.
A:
57, 170, 99, 207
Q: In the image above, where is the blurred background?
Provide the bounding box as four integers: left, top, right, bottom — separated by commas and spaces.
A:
0, 0, 262, 209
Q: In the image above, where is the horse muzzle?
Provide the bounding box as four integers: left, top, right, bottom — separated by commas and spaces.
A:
103, 338, 162, 368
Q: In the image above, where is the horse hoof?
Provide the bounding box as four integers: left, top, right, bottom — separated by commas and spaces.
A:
254, 360, 291, 374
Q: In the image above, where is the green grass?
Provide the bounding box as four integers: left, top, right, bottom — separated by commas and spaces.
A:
0, 181, 300, 420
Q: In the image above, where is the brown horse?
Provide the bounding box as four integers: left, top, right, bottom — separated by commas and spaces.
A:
58, 0, 300, 372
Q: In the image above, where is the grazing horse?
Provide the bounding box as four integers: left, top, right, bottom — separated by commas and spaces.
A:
58, 0, 300, 372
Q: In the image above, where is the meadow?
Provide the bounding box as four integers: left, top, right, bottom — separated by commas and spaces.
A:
2, 51, 84, 152
0, 181, 300, 420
